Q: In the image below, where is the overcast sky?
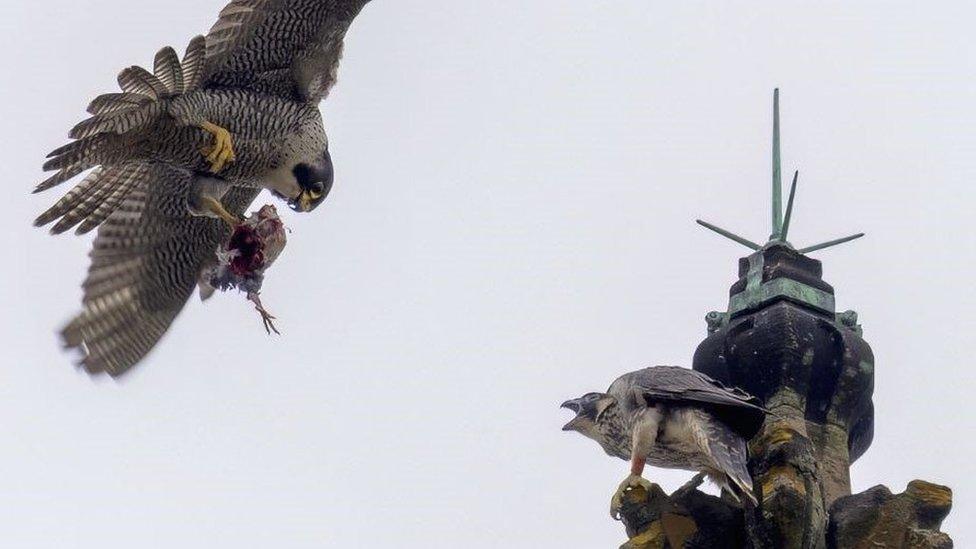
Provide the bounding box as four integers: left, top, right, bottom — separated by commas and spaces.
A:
2, 1, 974, 547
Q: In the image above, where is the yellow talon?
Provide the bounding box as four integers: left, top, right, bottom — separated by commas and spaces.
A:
199, 121, 236, 173
610, 474, 654, 521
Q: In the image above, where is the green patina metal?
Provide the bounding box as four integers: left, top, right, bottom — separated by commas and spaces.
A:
697, 89, 864, 254
771, 89, 783, 240
781, 170, 799, 242
799, 233, 866, 254
729, 249, 836, 316
696, 220, 761, 251
697, 89, 865, 318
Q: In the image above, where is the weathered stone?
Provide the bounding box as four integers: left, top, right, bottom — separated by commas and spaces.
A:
827, 481, 952, 549
610, 205, 952, 545
693, 244, 875, 469
690, 244, 878, 548
905, 529, 953, 549
618, 483, 746, 548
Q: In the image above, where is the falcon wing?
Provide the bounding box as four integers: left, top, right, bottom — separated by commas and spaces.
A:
686, 409, 758, 505
202, 0, 372, 102
611, 366, 768, 438
61, 162, 258, 376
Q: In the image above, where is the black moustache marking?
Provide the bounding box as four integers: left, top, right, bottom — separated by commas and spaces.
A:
292, 164, 315, 191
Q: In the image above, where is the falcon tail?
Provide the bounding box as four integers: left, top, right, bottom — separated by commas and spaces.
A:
723, 469, 759, 507
710, 442, 759, 506
33, 36, 207, 234
692, 409, 760, 506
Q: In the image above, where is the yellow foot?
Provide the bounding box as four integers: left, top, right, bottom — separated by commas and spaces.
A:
610, 474, 654, 521
199, 120, 236, 173
200, 196, 241, 227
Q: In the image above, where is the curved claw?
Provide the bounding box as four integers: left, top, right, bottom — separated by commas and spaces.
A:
610, 474, 654, 521
257, 307, 280, 335
199, 121, 236, 173
247, 293, 280, 335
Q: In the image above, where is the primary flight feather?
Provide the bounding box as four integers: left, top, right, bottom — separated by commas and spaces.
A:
34, 0, 373, 376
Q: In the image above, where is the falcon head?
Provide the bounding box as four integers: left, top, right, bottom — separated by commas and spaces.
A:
561, 392, 617, 435
266, 115, 335, 214
562, 392, 630, 459
286, 148, 334, 213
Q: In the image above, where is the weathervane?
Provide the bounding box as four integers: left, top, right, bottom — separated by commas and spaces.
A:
697, 89, 864, 253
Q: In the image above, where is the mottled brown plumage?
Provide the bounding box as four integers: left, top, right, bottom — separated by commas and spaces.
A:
562, 366, 769, 517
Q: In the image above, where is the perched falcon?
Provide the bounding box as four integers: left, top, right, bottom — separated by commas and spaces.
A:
561, 366, 768, 519
33, 0, 373, 375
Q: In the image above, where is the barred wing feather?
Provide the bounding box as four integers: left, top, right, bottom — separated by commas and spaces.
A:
62, 162, 258, 376
202, 0, 371, 102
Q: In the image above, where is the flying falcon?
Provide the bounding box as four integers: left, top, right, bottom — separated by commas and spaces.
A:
561, 366, 768, 519
33, 0, 373, 375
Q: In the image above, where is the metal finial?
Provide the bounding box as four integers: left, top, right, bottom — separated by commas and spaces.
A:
696, 220, 762, 251
697, 89, 864, 254
798, 233, 866, 254
781, 170, 799, 241
771, 89, 783, 240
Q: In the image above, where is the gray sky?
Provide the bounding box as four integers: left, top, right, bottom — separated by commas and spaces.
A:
2, 1, 974, 547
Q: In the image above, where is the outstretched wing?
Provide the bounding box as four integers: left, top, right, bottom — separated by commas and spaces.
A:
610, 366, 768, 438
61, 162, 258, 376
202, 0, 372, 102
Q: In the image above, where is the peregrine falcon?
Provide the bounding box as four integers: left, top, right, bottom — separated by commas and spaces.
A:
561, 366, 768, 519
32, 0, 372, 375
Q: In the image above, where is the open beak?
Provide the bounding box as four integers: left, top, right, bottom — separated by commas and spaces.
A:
561, 398, 583, 431
561, 398, 582, 412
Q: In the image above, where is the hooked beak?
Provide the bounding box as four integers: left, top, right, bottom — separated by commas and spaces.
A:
561, 398, 583, 431
288, 189, 322, 213
561, 398, 582, 412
